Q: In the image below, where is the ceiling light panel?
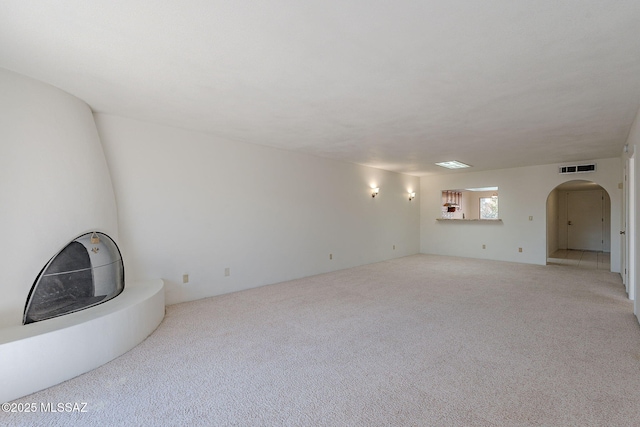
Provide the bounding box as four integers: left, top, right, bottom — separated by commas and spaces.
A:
435, 161, 471, 169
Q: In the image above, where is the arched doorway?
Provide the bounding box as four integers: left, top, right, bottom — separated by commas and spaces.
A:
546, 180, 611, 269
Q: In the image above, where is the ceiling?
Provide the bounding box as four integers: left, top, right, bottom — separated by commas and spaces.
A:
1, 1, 639, 176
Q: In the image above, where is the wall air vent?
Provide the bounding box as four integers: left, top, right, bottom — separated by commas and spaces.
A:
559, 164, 596, 174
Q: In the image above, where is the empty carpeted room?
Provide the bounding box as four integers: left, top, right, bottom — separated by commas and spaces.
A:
2, 1, 640, 426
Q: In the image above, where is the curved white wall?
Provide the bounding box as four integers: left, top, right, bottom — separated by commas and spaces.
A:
0, 280, 165, 403
0, 68, 118, 327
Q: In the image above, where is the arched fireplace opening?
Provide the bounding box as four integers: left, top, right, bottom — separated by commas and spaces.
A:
23, 232, 124, 324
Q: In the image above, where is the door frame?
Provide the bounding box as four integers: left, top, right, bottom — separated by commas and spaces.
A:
628, 154, 636, 301
545, 180, 612, 269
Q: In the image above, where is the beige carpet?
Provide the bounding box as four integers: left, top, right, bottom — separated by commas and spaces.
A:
3, 254, 640, 426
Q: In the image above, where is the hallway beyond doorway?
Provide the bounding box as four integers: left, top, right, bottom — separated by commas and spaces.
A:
548, 249, 610, 270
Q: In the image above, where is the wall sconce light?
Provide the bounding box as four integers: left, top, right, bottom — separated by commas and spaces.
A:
408, 192, 416, 201
371, 187, 380, 198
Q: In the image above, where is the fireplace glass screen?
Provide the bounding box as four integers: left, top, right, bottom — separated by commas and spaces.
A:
23, 232, 124, 324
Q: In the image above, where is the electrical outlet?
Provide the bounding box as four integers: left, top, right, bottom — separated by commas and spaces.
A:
482, 244, 486, 249
329, 253, 333, 260
224, 267, 230, 277
518, 247, 523, 253
529, 216, 533, 221
182, 274, 189, 284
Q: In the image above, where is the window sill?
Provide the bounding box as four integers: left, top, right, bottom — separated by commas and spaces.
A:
436, 218, 502, 222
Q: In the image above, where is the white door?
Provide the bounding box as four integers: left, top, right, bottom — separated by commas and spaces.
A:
567, 190, 603, 251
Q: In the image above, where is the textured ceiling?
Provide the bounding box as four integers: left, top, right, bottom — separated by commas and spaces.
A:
1, 1, 639, 176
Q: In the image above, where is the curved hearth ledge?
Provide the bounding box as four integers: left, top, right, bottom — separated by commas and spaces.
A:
0, 280, 165, 403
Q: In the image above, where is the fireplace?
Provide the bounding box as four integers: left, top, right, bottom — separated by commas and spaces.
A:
23, 232, 124, 324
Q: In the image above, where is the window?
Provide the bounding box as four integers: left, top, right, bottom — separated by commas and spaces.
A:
440, 187, 499, 220
479, 196, 498, 219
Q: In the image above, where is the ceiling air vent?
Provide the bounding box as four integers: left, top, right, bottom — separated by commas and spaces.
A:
559, 164, 596, 174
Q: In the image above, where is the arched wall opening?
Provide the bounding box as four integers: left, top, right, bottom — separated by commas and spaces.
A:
546, 180, 612, 270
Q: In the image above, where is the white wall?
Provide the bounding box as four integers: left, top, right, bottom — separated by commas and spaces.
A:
420, 158, 622, 270
95, 114, 420, 305
0, 69, 118, 327
546, 189, 559, 255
